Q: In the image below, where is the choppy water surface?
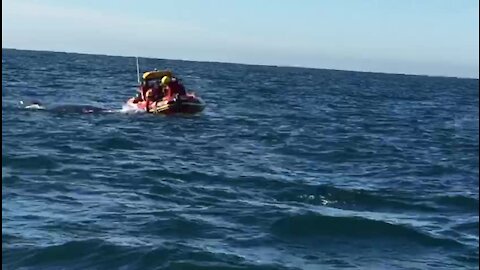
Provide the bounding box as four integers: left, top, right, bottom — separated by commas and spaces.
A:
2, 49, 479, 269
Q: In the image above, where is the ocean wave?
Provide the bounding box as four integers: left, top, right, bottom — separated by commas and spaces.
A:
2, 154, 60, 170
2, 233, 23, 244
3, 239, 299, 270
93, 137, 142, 151
140, 216, 213, 238
274, 184, 439, 213
450, 251, 480, 265
270, 213, 465, 248
433, 195, 479, 212
452, 220, 479, 234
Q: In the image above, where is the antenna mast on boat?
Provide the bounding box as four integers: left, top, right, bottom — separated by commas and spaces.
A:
136, 57, 140, 84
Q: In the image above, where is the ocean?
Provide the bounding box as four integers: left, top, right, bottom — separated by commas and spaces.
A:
2, 48, 479, 269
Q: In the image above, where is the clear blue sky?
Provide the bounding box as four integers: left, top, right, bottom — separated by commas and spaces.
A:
2, 0, 479, 78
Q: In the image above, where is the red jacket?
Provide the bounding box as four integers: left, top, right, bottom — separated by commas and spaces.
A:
164, 81, 186, 99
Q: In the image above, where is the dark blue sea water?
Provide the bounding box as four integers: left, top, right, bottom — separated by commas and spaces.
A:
2, 48, 479, 269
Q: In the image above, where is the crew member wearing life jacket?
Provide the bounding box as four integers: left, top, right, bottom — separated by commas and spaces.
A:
160, 76, 187, 99
144, 80, 163, 112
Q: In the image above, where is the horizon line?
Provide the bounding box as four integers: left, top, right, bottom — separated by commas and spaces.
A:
2, 47, 479, 80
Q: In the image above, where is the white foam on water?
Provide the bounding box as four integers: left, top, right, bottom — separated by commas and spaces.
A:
119, 103, 145, 114
24, 104, 46, 110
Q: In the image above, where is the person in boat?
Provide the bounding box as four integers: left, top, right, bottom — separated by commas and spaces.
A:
142, 80, 164, 112
145, 80, 163, 101
133, 78, 164, 103
132, 81, 148, 103
160, 76, 187, 99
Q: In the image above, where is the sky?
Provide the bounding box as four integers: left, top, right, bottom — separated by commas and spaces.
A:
2, 0, 479, 78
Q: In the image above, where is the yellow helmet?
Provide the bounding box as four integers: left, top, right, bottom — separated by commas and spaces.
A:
161, 76, 171, 85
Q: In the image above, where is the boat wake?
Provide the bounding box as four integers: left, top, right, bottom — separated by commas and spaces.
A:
119, 103, 146, 114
